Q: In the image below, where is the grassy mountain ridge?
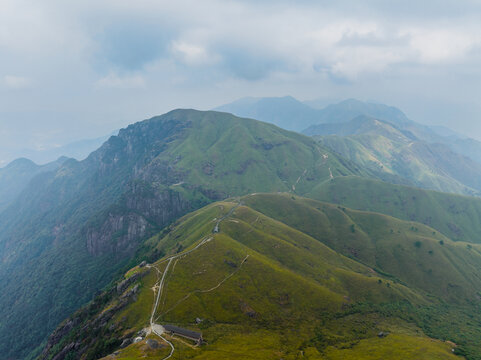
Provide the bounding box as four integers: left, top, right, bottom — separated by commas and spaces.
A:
5, 107, 481, 359
302, 115, 416, 139
218, 95, 481, 167
42, 194, 480, 359
308, 176, 481, 243
0, 109, 365, 359
311, 116, 481, 195
302, 98, 481, 166
305, 99, 411, 127
242, 194, 481, 303
216, 97, 412, 132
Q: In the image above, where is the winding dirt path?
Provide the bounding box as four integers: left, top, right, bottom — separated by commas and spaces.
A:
148, 201, 241, 359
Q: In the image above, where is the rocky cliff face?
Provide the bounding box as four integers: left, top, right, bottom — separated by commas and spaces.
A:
124, 184, 190, 225
86, 186, 192, 257
86, 213, 149, 256
79, 115, 197, 257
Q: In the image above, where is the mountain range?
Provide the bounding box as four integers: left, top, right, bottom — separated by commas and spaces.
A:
218, 96, 481, 168
42, 193, 481, 359
0, 156, 67, 212
0, 109, 364, 359
2, 101, 481, 359
310, 115, 481, 195
0, 133, 114, 168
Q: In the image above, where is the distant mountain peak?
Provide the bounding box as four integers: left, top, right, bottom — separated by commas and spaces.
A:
5, 157, 38, 169
215, 95, 415, 133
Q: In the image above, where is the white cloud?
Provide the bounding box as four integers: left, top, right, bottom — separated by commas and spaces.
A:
406, 28, 479, 64
3, 75, 31, 89
171, 41, 218, 66
2, 0, 481, 162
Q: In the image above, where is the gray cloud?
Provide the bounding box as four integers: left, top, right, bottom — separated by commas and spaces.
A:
93, 20, 175, 71
1, 0, 481, 164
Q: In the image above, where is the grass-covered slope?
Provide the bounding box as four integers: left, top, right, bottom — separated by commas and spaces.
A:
243, 194, 481, 303
309, 176, 481, 243
0, 110, 366, 360
151, 109, 362, 197
43, 195, 481, 360
313, 117, 481, 196
302, 98, 481, 166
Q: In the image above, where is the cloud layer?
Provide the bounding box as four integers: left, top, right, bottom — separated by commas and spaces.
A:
1, 0, 481, 163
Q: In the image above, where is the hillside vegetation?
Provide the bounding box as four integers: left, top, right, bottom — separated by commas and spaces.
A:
5, 107, 481, 359
311, 116, 481, 195
243, 194, 481, 303
0, 110, 365, 359
309, 176, 481, 243
0, 156, 66, 212
42, 194, 481, 360
218, 95, 481, 166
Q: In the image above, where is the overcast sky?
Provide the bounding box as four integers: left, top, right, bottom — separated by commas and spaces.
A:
1, 0, 481, 164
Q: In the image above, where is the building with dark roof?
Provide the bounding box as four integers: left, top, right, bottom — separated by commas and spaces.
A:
163, 324, 203, 345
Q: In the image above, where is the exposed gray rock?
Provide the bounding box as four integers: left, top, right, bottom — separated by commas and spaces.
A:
119, 338, 132, 348
86, 186, 192, 257
146, 339, 160, 349
40, 318, 80, 359
51, 342, 76, 360
86, 213, 150, 257
117, 273, 140, 294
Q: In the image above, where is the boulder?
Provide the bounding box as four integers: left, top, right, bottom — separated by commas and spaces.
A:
146, 339, 160, 349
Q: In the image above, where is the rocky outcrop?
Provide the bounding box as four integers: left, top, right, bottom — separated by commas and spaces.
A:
146, 339, 162, 349
117, 273, 140, 295
40, 318, 81, 359
51, 342, 81, 360
86, 213, 150, 256
124, 185, 191, 226
86, 187, 192, 257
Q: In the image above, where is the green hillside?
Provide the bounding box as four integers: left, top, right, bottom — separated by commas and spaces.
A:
243, 194, 481, 303
309, 176, 481, 243
42, 194, 481, 360
152, 109, 362, 197
217, 97, 412, 132
0, 110, 365, 359
8, 109, 481, 359
313, 117, 481, 195
302, 98, 481, 166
